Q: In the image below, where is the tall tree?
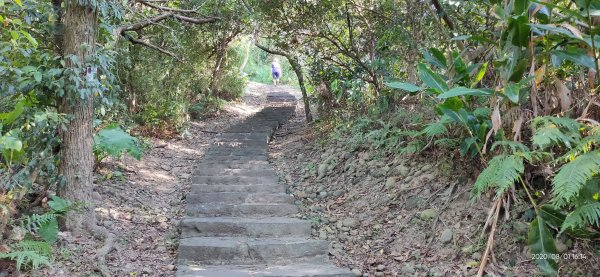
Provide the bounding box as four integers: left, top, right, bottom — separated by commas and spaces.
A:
57, 0, 99, 232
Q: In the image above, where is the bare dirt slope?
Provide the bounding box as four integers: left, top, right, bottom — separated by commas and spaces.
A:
269, 98, 599, 276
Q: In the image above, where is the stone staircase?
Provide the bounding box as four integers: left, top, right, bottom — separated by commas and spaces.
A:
176, 94, 355, 277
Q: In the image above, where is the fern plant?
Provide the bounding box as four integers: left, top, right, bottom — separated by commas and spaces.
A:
1, 196, 72, 271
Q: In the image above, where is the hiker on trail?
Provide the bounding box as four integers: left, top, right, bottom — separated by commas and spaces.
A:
271, 58, 282, 86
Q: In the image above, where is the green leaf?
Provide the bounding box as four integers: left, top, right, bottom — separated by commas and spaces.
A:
38, 218, 58, 243
423, 48, 447, 69
436, 97, 464, 112
539, 205, 566, 229
385, 82, 423, 93
20, 30, 38, 48
514, 0, 530, 15
48, 195, 70, 213
471, 62, 488, 87
12, 0, 22, 6
528, 216, 559, 275
417, 63, 448, 93
509, 15, 531, 47
0, 135, 22, 151
33, 71, 42, 82
503, 82, 521, 104
438, 87, 492, 99
0, 100, 24, 125
551, 48, 596, 70
94, 126, 142, 160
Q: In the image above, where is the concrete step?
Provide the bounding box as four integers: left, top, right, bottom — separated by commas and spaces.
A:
191, 175, 279, 185
185, 203, 298, 217
196, 160, 270, 168
194, 164, 277, 176
197, 155, 268, 162
180, 217, 310, 238
176, 264, 356, 277
190, 184, 286, 193
194, 168, 277, 177
177, 237, 328, 265
186, 192, 294, 204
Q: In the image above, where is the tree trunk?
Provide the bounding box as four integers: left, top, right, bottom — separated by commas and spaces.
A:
289, 59, 313, 122
57, 1, 98, 232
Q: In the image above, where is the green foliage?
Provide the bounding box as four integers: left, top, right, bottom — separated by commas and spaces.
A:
188, 96, 226, 120
552, 151, 600, 207
562, 203, 600, 233
93, 125, 142, 163
0, 245, 52, 271
528, 216, 559, 275
470, 155, 524, 200
2, 196, 72, 271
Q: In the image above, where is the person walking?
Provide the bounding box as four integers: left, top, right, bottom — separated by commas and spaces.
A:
271, 58, 282, 86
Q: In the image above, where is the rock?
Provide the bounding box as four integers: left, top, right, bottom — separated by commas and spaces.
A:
161, 164, 171, 171
385, 177, 397, 189
421, 164, 432, 172
401, 262, 415, 275
405, 196, 421, 210
318, 191, 328, 198
103, 221, 114, 227
342, 218, 359, 228
374, 272, 384, 277
395, 165, 410, 176
351, 268, 362, 276
471, 252, 482, 260
428, 267, 442, 277
461, 245, 474, 253
92, 191, 102, 201
319, 230, 328, 240
420, 209, 438, 220
440, 228, 453, 243
318, 163, 329, 179
297, 153, 305, 161
376, 264, 386, 271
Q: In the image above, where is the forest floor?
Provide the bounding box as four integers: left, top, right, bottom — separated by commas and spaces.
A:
27, 83, 599, 276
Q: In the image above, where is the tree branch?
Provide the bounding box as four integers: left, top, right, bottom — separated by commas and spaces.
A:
138, 0, 199, 14
123, 33, 181, 61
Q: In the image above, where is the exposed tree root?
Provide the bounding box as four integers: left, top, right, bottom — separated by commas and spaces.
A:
86, 221, 116, 277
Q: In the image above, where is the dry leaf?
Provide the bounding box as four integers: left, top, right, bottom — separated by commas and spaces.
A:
512, 113, 524, 142
554, 77, 572, 113
561, 23, 583, 39
483, 104, 501, 154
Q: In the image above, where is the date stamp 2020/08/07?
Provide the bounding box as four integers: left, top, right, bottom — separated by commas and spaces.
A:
532, 253, 587, 260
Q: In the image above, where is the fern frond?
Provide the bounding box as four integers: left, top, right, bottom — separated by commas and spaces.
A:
491, 140, 530, 153
15, 240, 52, 257
420, 116, 452, 138
434, 138, 460, 148
471, 155, 524, 200
399, 141, 424, 154
552, 151, 600, 207
558, 132, 600, 162
532, 125, 579, 150
561, 203, 600, 233
21, 213, 58, 233
0, 250, 52, 270
531, 116, 582, 150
